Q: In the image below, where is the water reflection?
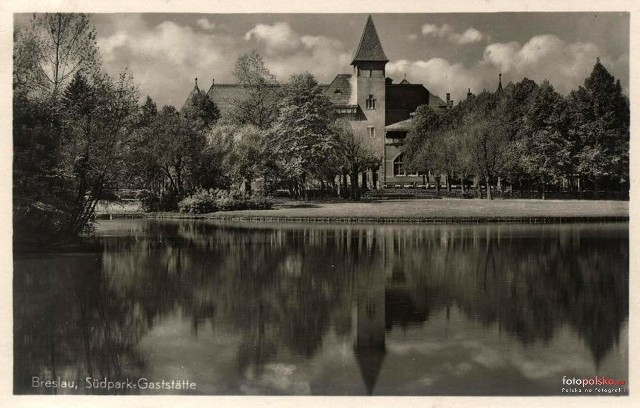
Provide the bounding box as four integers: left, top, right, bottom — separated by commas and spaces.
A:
14, 221, 628, 395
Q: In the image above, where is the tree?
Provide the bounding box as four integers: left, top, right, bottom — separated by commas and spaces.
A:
182, 90, 220, 132
404, 105, 443, 191
60, 71, 139, 234
333, 120, 379, 200
231, 50, 280, 129
460, 92, 509, 199
205, 124, 268, 194
516, 81, 572, 198
149, 106, 206, 198
13, 13, 137, 244
270, 73, 337, 199
568, 59, 629, 193
15, 13, 99, 100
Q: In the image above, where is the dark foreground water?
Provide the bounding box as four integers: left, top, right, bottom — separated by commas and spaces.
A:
14, 220, 628, 395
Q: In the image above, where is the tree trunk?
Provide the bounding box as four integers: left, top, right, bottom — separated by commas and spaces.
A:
435, 175, 441, 194
351, 167, 360, 200
485, 176, 492, 200
460, 173, 465, 193
475, 175, 481, 198
446, 171, 452, 192
541, 176, 546, 200
342, 171, 348, 198
301, 173, 308, 201
578, 174, 583, 193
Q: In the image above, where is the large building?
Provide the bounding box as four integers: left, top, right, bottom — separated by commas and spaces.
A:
185, 16, 453, 189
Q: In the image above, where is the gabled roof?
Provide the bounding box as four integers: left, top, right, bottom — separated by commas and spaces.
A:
181, 78, 201, 112
385, 117, 413, 132
323, 74, 353, 106
352, 15, 388, 65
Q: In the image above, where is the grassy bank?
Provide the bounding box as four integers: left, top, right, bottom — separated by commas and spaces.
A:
95, 198, 628, 224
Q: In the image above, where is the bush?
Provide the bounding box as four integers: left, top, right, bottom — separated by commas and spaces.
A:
140, 190, 180, 212
178, 189, 272, 214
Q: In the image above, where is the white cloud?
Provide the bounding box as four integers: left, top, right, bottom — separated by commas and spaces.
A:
421, 23, 453, 38
483, 34, 603, 92
97, 16, 239, 107
387, 58, 485, 103
245, 22, 302, 56
196, 18, 216, 31
451, 28, 485, 45
244, 22, 351, 82
388, 33, 624, 103
421, 23, 485, 45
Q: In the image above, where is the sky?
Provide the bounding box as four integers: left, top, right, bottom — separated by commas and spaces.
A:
82, 13, 629, 108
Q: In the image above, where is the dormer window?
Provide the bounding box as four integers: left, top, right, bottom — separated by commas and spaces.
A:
366, 94, 376, 110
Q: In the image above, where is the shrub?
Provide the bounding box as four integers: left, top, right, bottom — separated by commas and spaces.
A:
177, 189, 218, 214
177, 189, 272, 214
140, 190, 180, 212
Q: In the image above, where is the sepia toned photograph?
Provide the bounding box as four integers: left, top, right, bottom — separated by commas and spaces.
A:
10, 6, 630, 400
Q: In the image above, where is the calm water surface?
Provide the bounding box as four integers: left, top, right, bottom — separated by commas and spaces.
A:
14, 220, 628, 395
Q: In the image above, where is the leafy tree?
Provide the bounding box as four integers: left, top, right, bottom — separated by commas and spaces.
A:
568, 59, 629, 193
270, 73, 337, 199
333, 120, 379, 200
15, 13, 99, 100
231, 50, 280, 129
460, 92, 509, 199
148, 106, 206, 199
13, 14, 139, 244
61, 71, 139, 233
516, 81, 572, 198
404, 105, 443, 190
182, 89, 220, 132
205, 124, 267, 194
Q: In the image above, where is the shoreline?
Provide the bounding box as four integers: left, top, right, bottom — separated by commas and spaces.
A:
94, 198, 629, 225
96, 214, 628, 224
96, 199, 630, 224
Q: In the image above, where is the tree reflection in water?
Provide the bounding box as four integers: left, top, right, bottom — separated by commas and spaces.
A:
14, 221, 628, 395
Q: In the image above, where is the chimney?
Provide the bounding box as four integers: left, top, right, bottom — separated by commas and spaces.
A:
212, 77, 215, 86
446, 93, 453, 107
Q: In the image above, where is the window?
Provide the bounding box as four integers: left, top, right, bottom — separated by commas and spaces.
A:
367, 126, 375, 138
393, 154, 406, 176
365, 94, 376, 110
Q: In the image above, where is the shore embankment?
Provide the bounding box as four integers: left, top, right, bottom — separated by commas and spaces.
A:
95, 199, 629, 224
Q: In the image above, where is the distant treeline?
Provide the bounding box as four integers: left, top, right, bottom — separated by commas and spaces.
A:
404, 61, 629, 199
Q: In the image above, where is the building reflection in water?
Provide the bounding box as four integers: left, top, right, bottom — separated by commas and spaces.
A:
13, 220, 628, 395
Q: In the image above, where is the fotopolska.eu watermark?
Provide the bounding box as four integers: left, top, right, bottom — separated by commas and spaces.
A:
562, 375, 627, 395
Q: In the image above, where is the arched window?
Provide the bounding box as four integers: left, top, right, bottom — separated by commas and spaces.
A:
393, 154, 406, 176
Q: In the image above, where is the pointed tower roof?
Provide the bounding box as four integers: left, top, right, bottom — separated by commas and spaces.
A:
496, 73, 503, 93
351, 15, 388, 65
182, 78, 201, 112
355, 348, 386, 395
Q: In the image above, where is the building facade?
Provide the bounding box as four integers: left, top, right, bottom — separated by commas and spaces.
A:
186, 16, 452, 189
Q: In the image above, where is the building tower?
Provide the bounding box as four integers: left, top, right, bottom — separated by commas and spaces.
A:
353, 259, 386, 395
350, 15, 388, 188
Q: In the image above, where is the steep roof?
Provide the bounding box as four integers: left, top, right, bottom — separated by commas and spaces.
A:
355, 348, 386, 395
204, 83, 282, 118
385, 117, 413, 132
323, 74, 354, 106
352, 15, 388, 65
181, 78, 201, 112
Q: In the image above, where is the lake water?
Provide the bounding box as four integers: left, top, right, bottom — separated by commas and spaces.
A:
13, 220, 628, 395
